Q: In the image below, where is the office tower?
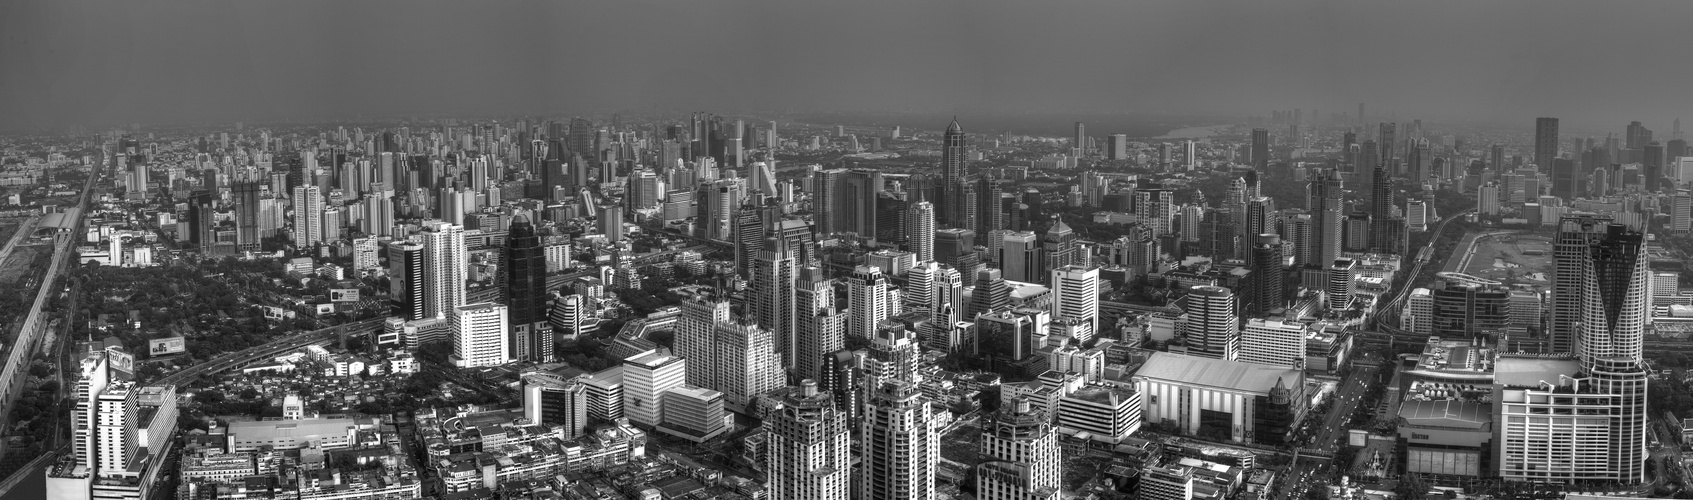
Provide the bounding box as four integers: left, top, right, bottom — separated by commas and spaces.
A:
795, 267, 844, 382
1184, 140, 1198, 170
1038, 219, 1078, 284
622, 349, 687, 428
1249, 234, 1285, 316
1551, 158, 1580, 199
1370, 163, 1392, 220
975, 399, 1060, 500
1550, 213, 1611, 353
1244, 197, 1278, 246
1644, 142, 1665, 192
1626, 121, 1652, 150
1534, 117, 1559, 172
1577, 223, 1648, 365
1250, 128, 1269, 169
421, 221, 467, 319
1670, 139, 1688, 160
908, 201, 936, 262
1378, 122, 1398, 162
934, 228, 976, 273
1408, 138, 1431, 180
849, 266, 892, 340
716, 319, 784, 412
388, 241, 426, 321
568, 117, 595, 159
1429, 277, 1510, 338
766, 380, 851, 500
1050, 265, 1100, 343
505, 215, 551, 362
1106, 134, 1129, 160
1307, 169, 1344, 267
999, 231, 1040, 283
860, 378, 938, 500
451, 303, 510, 368
291, 185, 322, 249
521, 372, 588, 439
1184, 285, 1238, 360
975, 175, 1003, 237
598, 204, 624, 244
752, 235, 799, 371
940, 119, 965, 227
930, 265, 965, 345
1328, 258, 1357, 310
1073, 122, 1085, 153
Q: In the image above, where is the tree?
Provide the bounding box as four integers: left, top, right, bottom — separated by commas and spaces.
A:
1396, 473, 1430, 500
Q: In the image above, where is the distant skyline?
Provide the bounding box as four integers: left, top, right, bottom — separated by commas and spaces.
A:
4, 0, 1693, 132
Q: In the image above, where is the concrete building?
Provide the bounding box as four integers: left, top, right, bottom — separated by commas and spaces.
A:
976, 399, 1061, 500
1239, 318, 1307, 369
1133, 352, 1305, 445
765, 381, 851, 500
621, 349, 687, 428
1054, 384, 1143, 444
450, 303, 510, 368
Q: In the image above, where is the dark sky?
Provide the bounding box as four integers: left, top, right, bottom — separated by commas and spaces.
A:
2, 0, 1689, 131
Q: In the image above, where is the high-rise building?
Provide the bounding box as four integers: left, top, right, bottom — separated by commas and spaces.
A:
1626, 120, 1653, 150
1534, 117, 1559, 172
940, 120, 966, 227
1250, 128, 1270, 170
1050, 265, 1100, 343
752, 235, 799, 371
795, 267, 844, 383
1307, 169, 1345, 270
1551, 214, 1613, 353
1370, 163, 1392, 221
766, 381, 851, 500
1073, 122, 1086, 154
388, 241, 426, 321
505, 216, 551, 362
715, 319, 783, 412
1378, 122, 1398, 163
859, 379, 938, 500
1429, 277, 1511, 338
975, 399, 1060, 500
1139, 465, 1195, 500
291, 185, 322, 249
451, 303, 510, 368
233, 181, 262, 249
1248, 234, 1285, 316
848, 266, 893, 340
1106, 134, 1129, 160
421, 220, 467, 320
622, 349, 687, 428
1239, 318, 1307, 368
974, 175, 1003, 238
908, 201, 935, 262
998, 231, 1039, 283
521, 371, 588, 439
1184, 285, 1239, 360
676, 289, 731, 390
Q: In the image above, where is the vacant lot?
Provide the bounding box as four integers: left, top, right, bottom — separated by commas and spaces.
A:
1460, 232, 1553, 284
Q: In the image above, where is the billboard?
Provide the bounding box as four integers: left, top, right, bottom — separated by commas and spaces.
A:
330, 289, 360, 302
106, 347, 135, 377
149, 336, 186, 356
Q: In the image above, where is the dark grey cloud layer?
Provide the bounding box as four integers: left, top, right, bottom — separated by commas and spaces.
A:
3, 0, 1689, 130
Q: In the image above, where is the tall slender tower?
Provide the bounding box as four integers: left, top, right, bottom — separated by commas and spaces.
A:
1534, 117, 1560, 172
1551, 214, 1614, 354
767, 381, 851, 500
388, 241, 426, 321
975, 175, 1002, 237
422, 220, 467, 319
1307, 169, 1344, 269
848, 266, 892, 340
1050, 265, 1100, 342
860, 378, 938, 500
1185, 285, 1239, 360
795, 267, 844, 383
940, 119, 965, 227
1574, 222, 1649, 483
908, 201, 935, 262
752, 235, 799, 371
975, 399, 1061, 500
505, 215, 551, 362
677, 290, 732, 389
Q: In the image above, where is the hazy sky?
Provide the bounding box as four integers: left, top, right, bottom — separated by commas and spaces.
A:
3, 0, 1690, 132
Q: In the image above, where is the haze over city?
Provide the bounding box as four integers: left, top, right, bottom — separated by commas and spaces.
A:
4, 0, 1693, 131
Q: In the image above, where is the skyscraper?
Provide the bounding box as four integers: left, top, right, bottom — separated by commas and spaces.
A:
1370, 163, 1392, 221
940, 119, 966, 227
908, 201, 935, 262
421, 220, 467, 320
860, 379, 938, 500
1377, 122, 1397, 162
1249, 234, 1285, 316
1073, 122, 1085, 154
1050, 265, 1100, 343
795, 267, 844, 383
388, 241, 426, 321
291, 185, 322, 249
505, 216, 551, 362
1185, 285, 1239, 360
974, 175, 1002, 237
975, 399, 1060, 500
1307, 169, 1344, 272
715, 319, 783, 412
752, 235, 799, 371
766, 381, 851, 500
676, 290, 731, 391
622, 349, 687, 428
849, 266, 893, 340
1551, 214, 1614, 354
1534, 117, 1559, 172
1250, 128, 1269, 170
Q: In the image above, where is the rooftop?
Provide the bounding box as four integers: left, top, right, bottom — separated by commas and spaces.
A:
1135, 352, 1299, 394
1493, 356, 1580, 387
1397, 400, 1491, 430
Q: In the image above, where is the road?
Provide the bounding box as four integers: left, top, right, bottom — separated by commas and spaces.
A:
154, 317, 388, 388
1374, 208, 1474, 331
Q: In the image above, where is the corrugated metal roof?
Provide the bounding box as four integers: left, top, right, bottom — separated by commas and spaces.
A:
1135, 352, 1299, 394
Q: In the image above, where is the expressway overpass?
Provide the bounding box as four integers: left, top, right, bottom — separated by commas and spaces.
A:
154, 317, 388, 388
